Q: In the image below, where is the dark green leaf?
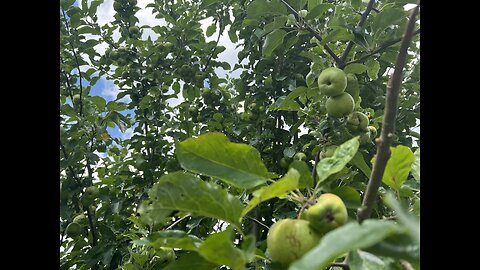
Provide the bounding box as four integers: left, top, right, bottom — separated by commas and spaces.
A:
263, 29, 288, 57
316, 137, 359, 185
411, 148, 420, 182
164, 252, 216, 270
289, 0, 308, 11
305, 4, 334, 21
246, 0, 288, 19
228, 28, 238, 43
289, 220, 401, 270
175, 132, 271, 190
348, 152, 371, 178
133, 230, 202, 251
373, 145, 414, 190
275, 86, 307, 111
263, 16, 287, 36
372, 8, 406, 37
366, 59, 380, 80
206, 24, 216, 37
332, 186, 361, 209
289, 160, 314, 188
349, 250, 392, 270
147, 172, 244, 228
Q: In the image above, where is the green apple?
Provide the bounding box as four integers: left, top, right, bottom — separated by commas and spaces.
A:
367, 126, 377, 139
325, 92, 354, 117
279, 157, 289, 168
306, 193, 348, 234
73, 94, 81, 104
128, 26, 140, 36
85, 186, 99, 197
320, 145, 337, 159
346, 112, 369, 131
73, 214, 88, 226
318, 67, 347, 97
65, 222, 82, 238
267, 219, 321, 266
156, 247, 176, 264
359, 130, 371, 144
344, 74, 360, 103
293, 152, 307, 161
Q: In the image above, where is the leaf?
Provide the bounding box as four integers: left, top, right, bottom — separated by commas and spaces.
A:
366, 59, 380, 80
228, 28, 238, 43
316, 137, 359, 185
164, 252, 216, 270
349, 250, 392, 270
241, 168, 300, 217
364, 232, 420, 263
262, 29, 287, 57
374, 145, 415, 190
384, 192, 419, 244
350, 0, 361, 9
246, 0, 288, 19
305, 4, 334, 21
372, 7, 406, 37
332, 186, 361, 209
411, 148, 420, 182
289, 160, 314, 188
133, 230, 203, 251
307, 0, 323, 11
321, 28, 353, 45
344, 63, 367, 74
349, 151, 371, 178
289, 0, 308, 11
147, 172, 244, 228
206, 24, 216, 37
175, 133, 271, 190
289, 220, 401, 270
201, 0, 225, 8
276, 86, 307, 111
198, 227, 246, 270
263, 16, 287, 36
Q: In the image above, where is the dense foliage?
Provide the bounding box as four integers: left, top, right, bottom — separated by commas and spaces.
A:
60, 0, 420, 269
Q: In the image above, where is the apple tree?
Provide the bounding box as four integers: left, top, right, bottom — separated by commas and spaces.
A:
60, 0, 420, 269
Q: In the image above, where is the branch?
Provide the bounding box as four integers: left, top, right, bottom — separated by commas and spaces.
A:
343, 29, 420, 66
339, 0, 377, 66
164, 214, 191, 230
245, 215, 270, 230
357, 4, 420, 223
203, 16, 223, 72
279, 0, 342, 66
62, 8, 85, 115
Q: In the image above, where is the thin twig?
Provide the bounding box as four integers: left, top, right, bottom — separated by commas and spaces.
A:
343, 29, 420, 66
357, 4, 420, 223
165, 214, 191, 230
279, 0, 342, 65
399, 260, 415, 270
245, 216, 270, 230
339, 0, 377, 66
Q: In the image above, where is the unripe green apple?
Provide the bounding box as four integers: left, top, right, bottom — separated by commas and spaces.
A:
320, 145, 337, 158
298, 10, 308, 18
156, 247, 176, 263
367, 126, 377, 138
344, 74, 360, 103
65, 222, 82, 238
128, 26, 140, 36
325, 92, 354, 117
73, 94, 81, 104
346, 112, 369, 131
85, 186, 99, 197
267, 219, 321, 266
306, 193, 348, 234
318, 67, 347, 97
359, 130, 371, 144
73, 213, 88, 226
293, 152, 307, 161
279, 157, 289, 168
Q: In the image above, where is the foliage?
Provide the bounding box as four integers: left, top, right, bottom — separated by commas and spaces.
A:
60, 0, 420, 269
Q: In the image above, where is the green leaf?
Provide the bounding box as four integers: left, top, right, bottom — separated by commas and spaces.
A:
241, 168, 300, 217
349, 151, 371, 178
374, 145, 415, 190
198, 227, 246, 270
206, 24, 216, 37
228, 28, 238, 43
384, 193, 419, 244
201, 0, 225, 8
364, 232, 420, 263
366, 60, 380, 80
349, 250, 392, 270
134, 230, 202, 251
305, 4, 334, 21
164, 252, 216, 270
316, 137, 359, 185
289, 220, 401, 270
289, 160, 314, 188
263, 16, 287, 36
350, 0, 361, 9
147, 172, 244, 228
262, 29, 287, 57
307, 0, 323, 11
321, 28, 353, 45
344, 63, 367, 74
275, 87, 307, 111
332, 186, 361, 209
372, 7, 406, 37
246, 0, 288, 19
175, 132, 271, 190
289, 0, 308, 11
411, 148, 420, 182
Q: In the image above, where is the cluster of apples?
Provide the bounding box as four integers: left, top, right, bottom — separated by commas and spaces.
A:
266, 193, 348, 266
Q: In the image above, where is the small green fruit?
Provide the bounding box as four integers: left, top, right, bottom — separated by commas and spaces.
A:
306, 193, 348, 234
73, 94, 81, 104
359, 131, 371, 144
346, 112, 369, 131
298, 10, 308, 18
320, 145, 337, 158
325, 93, 354, 117
128, 26, 140, 36
318, 67, 347, 97
156, 247, 176, 264
279, 157, 289, 168
367, 126, 377, 139
65, 222, 82, 238
73, 214, 88, 226
345, 74, 360, 103
85, 186, 99, 197
293, 152, 307, 161
267, 219, 321, 266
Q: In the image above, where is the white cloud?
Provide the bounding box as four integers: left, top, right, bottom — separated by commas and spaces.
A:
122, 125, 136, 140
100, 78, 132, 103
